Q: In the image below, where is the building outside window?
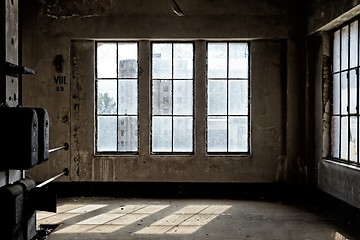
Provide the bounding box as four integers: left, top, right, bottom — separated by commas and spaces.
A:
331, 19, 359, 164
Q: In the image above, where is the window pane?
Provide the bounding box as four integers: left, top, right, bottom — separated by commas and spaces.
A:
97, 116, 117, 151
173, 80, 192, 115
350, 117, 358, 162
152, 80, 172, 115
341, 71, 348, 115
207, 117, 227, 152
118, 80, 137, 115
331, 116, 340, 159
208, 80, 227, 115
152, 44, 172, 79
341, 26, 349, 71
333, 73, 340, 115
118, 116, 138, 151
333, 30, 340, 72
350, 21, 358, 68
97, 80, 117, 114
349, 70, 357, 114
173, 117, 193, 152
208, 43, 227, 78
228, 117, 248, 152
97, 43, 117, 78
174, 44, 193, 79
229, 80, 248, 115
229, 43, 248, 78
118, 43, 138, 78
341, 117, 348, 160
152, 117, 172, 152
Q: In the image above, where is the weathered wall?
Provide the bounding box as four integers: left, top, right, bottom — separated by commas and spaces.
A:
308, 0, 360, 208
21, 0, 307, 183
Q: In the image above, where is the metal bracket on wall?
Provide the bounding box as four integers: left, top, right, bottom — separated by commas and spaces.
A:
6, 61, 35, 77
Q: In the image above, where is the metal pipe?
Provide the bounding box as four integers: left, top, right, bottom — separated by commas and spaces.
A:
49, 142, 69, 153
36, 168, 69, 188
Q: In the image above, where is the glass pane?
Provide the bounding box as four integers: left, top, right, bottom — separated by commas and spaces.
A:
208, 80, 227, 115
208, 43, 227, 78
173, 80, 193, 115
340, 117, 348, 160
229, 43, 248, 78
97, 43, 117, 78
152, 43, 172, 79
118, 116, 138, 152
97, 116, 117, 152
341, 71, 348, 115
341, 26, 349, 71
97, 80, 117, 114
174, 43, 193, 79
228, 117, 248, 152
118, 80, 137, 115
207, 116, 227, 152
229, 80, 248, 115
333, 30, 340, 72
173, 117, 193, 152
118, 43, 138, 78
350, 117, 358, 162
349, 70, 357, 114
152, 117, 172, 152
333, 73, 340, 115
350, 21, 358, 68
331, 116, 340, 159
152, 80, 172, 115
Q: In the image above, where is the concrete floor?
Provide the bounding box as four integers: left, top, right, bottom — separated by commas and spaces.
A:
35, 197, 358, 240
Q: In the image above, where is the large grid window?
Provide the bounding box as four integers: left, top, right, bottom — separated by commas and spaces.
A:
207, 42, 249, 153
151, 42, 194, 153
96, 42, 139, 153
331, 19, 359, 164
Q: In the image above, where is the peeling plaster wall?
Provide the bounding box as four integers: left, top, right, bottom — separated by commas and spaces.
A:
308, 1, 360, 208
21, 0, 307, 184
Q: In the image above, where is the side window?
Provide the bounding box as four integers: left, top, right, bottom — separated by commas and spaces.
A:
331, 20, 359, 163
206, 42, 249, 153
95, 42, 139, 153
151, 42, 194, 153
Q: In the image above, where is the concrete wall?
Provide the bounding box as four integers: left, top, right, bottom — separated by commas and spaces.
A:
308, 0, 360, 208
21, 0, 308, 183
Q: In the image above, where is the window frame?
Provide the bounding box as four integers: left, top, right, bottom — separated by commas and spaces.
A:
206, 41, 251, 155
330, 17, 360, 165
95, 41, 140, 155
150, 41, 195, 155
